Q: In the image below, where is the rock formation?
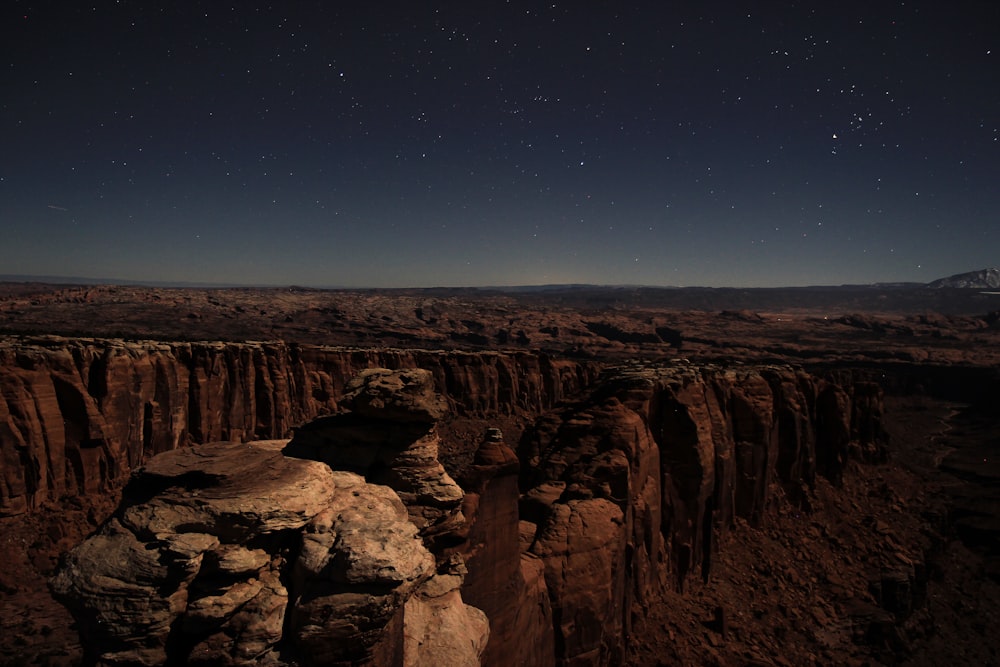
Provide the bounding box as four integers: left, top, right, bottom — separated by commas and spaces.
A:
50, 436, 487, 666
284, 368, 466, 541
454, 427, 557, 667
0, 338, 599, 518
512, 363, 889, 665
6, 327, 995, 665
45, 359, 896, 666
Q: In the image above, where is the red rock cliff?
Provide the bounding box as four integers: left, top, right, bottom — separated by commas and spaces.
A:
1, 339, 891, 666
510, 363, 887, 665
0, 337, 600, 517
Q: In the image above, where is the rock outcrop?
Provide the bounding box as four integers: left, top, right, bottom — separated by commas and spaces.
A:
24, 353, 897, 666
456, 427, 557, 667
0, 330, 928, 665
284, 368, 466, 541
51, 438, 487, 666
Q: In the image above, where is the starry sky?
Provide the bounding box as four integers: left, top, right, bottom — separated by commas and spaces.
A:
2, 1, 997, 288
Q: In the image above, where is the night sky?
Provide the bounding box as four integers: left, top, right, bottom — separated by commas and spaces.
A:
2, 2, 997, 288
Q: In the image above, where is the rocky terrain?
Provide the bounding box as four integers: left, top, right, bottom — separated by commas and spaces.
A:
1, 281, 999, 666
51, 370, 488, 667
1, 282, 999, 366
927, 267, 1000, 290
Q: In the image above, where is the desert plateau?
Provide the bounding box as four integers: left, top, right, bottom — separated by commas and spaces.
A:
1, 276, 999, 666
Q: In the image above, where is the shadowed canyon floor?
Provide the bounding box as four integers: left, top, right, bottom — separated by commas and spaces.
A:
1, 282, 999, 666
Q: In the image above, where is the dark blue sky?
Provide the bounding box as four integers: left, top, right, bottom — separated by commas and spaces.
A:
2, 1, 997, 287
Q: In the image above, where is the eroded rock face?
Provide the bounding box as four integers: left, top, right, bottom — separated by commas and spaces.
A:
289, 476, 436, 666
32, 356, 893, 667
457, 427, 556, 667
403, 561, 490, 667
516, 363, 888, 665
531, 498, 628, 666
50, 439, 486, 666
285, 368, 466, 540
340, 368, 449, 423
0, 338, 599, 518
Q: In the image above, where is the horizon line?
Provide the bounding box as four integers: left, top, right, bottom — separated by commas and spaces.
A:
0, 272, 971, 292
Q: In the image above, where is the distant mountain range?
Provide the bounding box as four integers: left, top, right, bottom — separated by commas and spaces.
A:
926, 268, 1000, 290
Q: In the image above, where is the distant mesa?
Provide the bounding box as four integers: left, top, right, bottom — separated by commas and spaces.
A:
927, 268, 1000, 289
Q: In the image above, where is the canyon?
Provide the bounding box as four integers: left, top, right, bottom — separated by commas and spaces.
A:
1, 282, 999, 665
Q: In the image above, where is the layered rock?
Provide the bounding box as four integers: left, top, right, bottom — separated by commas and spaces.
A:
0, 338, 600, 517
518, 377, 663, 665
25, 350, 894, 666
277, 364, 885, 667
456, 428, 557, 667
2, 282, 997, 665
51, 438, 488, 666
515, 363, 888, 665
284, 368, 466, 540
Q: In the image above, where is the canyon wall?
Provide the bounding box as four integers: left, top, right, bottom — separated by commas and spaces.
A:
472, 363, 888, 666
2, 338, 893, 665
0, 337, 600, 518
